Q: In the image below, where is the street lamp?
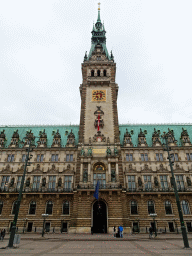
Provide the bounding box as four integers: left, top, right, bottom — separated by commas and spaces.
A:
150, 213, 157, 237
162, 132, 189, 248
23, 218, 28, 233
42, 214, 49, 237
8, 135, 35, 248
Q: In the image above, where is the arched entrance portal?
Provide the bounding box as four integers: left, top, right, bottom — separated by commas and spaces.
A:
93, 200, 107, 233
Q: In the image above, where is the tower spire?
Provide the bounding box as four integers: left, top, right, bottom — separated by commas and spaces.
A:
97, 2, 101, 22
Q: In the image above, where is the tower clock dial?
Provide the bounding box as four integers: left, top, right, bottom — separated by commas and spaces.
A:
92, 90, 106, 101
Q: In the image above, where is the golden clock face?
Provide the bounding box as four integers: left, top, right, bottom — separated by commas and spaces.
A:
92, 90, 106, 101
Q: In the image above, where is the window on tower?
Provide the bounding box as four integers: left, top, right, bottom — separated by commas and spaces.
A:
91, 70, 94, 77
103, 70, 107, 76
97, 70, 100, 76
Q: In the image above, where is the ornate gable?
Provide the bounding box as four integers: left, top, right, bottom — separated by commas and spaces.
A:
180, 128, 191, 146
66, 130, 75, 147
0, 130, 6, 148
138, 129, 148, 147
123, 129, 133, 147
52, 129, 61, 147
152, 128, 161, 147
9, 130, 19, 148
37, 129, 47, 147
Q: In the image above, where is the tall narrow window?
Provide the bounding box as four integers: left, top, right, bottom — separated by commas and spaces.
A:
22, 154, 27, 162
1, 176, 10, 190
181, 200, 190, 215
141, 154, 148, 161
29, 201, 36, 215
144, 175, 152, 189
131, 201, 138, 214
8, 154, 14, 162
93, 173, 106, 187
103, 70, 107, 76
175, 175, 184, 190
160, 175, 168, 189
128, 176, 136, 190
148, 201, 155, 214
12, 201, 17, 215
165, 201, 172, 215
91, 70, 94, 77
64, 176, 72, 190
33, 176, 41, 189
126, 154, 133, 161
156, 153, 163, 161
97, 70, 100, 76
51, 154, 58, 162
48, 176, 56, 189
63, 201, 70, 215
16, 176, 22, 189
0, 201, 3, 215
46, 201, 53, 215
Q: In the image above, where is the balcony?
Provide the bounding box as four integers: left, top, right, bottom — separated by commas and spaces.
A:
0, 187, 73, 193
77, 184, 122, 190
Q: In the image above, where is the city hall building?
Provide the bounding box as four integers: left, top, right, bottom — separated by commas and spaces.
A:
0, 7, 192, 234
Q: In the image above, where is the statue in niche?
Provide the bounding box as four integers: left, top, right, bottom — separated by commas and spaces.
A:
154, 177, 159, 187
42, 178, 46, 187
26, 178, 30, 187
106, 147, 111, 156
87, 147, 92, 157
58, 178, 62, 187
80, 147, 85, 156
10, 178, 15, 187
114, 147, 118, 156
111, 170, 116, 182
187, 177, 192, 186
83, 170, 88, 183
138, 177, 142, 187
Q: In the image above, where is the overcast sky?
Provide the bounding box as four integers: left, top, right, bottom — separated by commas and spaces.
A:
1, 0, 192, 126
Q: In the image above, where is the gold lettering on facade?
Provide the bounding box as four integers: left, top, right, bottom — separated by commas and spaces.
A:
93, 149, 106, 154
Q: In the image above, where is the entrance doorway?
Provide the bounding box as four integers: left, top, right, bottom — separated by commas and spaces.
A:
133, 222, 139, 233
151, 222, 156, 232
27, 222, 33, 232
93, 200, 107, 233
61, 222, 68, 233
45, 222, 50, 232
168, 222, 175, 232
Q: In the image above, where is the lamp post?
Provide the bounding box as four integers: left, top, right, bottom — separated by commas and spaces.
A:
162, 132, 189, 248
8, 135, 35, 248
42, 214, 49, 237
23, 218, 28, 233
150, 213, 157, 237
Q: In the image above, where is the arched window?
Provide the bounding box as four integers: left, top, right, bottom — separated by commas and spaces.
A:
131, 201, 138, 214
91, 70, 94, 77
148, 201, 155, 214
103, 70, 107, 76
165, 201, 172, 215
0, 201, 3, 215
29, 201, 36, 215
46, 201, 53, 215
12, 201, 17, 215
63, 201, 70, 215
181, 200, 190, 215
97, 70, 100, 76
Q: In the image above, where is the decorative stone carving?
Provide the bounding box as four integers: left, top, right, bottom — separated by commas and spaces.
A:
26, 178, 30, 187
106, 147, 111, 156
42, 178, 46, 187
154, 177, 159, 187
107, 137, 110, 144
180, 128, 191, 146
92, 131, 106, 142
187, 177, 192, 186
94, 106, 104, 130
87, 147, 92, 157
111, 169, 116, 182
114, 146, 118, 156
52, 129, 61, 147
83, 170, 88, 183
9, 130, 19, 147
58, 177, 62, 187
10, 178, 15, 187
138, 177, 142, 187
24, 130, 35, 147
152, 128, 161, 146
66, 130, 75, 147
123, 129, 133, 147
80, 147, 85, 156
167, 128, 177, 146
37, 129, 47, 147
0, 130, 6, 148
138, 129, 148, 147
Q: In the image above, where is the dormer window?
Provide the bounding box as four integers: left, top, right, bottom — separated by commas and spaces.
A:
97, 70, 101, 76
91, 70, 94, 77
103, 70, 107, 76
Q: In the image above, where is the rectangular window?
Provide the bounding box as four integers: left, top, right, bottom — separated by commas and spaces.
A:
128, 176, 136, 190
37, 154, 40, 162
93, 173, 106, 187
70, 154, 73, 161
1, 176, 10, 189
141, 154, 144, 161
186, 153, 192, 161
172, 153, 179, 161
148, 201, 155, 214
32, 176, 41, 189
66, 154, 73, 162
8, 154, 14, 162
48, 176, 56, 189
131, 201, 138, 214
175, 175, 184, 190
126, 154, 133, 161
22, 154, 26, 162
141, 154, 148, 161
156, 153, 163, 161
144, 175, 152, 189
41, 155, 44, 162
16, 176, 22, 189
51, 154, 58, 162
160, 175, 168, 189
64, 176, 72, 189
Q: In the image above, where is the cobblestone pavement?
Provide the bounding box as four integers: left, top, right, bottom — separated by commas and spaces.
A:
0, 233, 192, 255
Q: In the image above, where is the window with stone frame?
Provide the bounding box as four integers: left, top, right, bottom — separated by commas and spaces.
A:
165, 201, 172, 215
160, 175, 168, 189
64, 176, 72, 189
148, 201, 155, 214
93, 173, 106, 187
126, 153, 133, 161
111, 163, 116, 182
32, 176, 41, 189
37, 154, 44, 162
144, 175, 152, 189
91, 70, 94, 77
128, 176, 136, 190
29, 201, 36, 215
12, 201, 17, 215
48, 176, 56, 189
97, 70, 101, 76
8, 154, 14, 162
141, 153, 148, 161
51, 154, 58, 162
171, 153, 179, 162
22, 154, 27, 162
131, 201, 138, 214
16, 176, 22, 189
66, 154, 73, 162
181, 200, 190, 215
175, 175, 184, 189
63, 201, 70, 215
156, 153, 163, 161
103, 70, 107, 76
0, 201, 3, 215
46, 201, 53, 215
1, 176, 10, 190
186, 153, 192, 161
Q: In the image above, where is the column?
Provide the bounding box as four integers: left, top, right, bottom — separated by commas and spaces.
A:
108, 163, 111, 182
88, 163, 91, 182
116, 162, 119, 182
80, 163, 83, 182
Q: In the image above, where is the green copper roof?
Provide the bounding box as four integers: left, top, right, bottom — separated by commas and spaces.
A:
86, 9, 113, 61
119, 124, 192, 147
0, 125, 79, 148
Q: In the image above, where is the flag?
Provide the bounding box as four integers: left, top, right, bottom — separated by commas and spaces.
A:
94, 180, 99, 200
97, 114, 100, 131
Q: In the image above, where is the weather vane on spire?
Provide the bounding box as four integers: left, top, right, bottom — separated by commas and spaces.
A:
98, 2, 101, 10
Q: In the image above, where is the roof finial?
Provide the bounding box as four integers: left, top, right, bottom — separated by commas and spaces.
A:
97, 2, 101, 22
98, 2, 101, 10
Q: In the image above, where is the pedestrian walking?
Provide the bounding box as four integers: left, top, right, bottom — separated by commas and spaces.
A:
113, 226, 116, 237
149, 226, 153, 239
119, 225, 123, 238
1, 229, 5, 241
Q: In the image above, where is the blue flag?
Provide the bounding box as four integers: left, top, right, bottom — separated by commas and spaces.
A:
94, 181, 99, 200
